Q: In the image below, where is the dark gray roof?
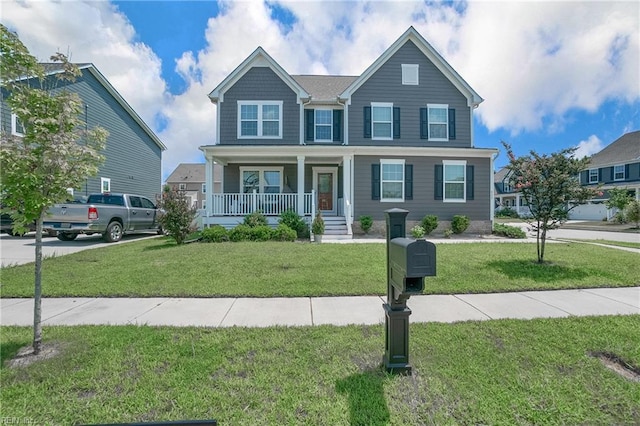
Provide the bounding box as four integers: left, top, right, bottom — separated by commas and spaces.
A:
165, 163, 205, 183
494, 167, 509, 181
291, 75, 358, 101
589, 131, 640, 168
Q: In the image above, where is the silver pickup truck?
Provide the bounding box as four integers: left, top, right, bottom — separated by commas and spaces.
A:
44, 193, 162, 243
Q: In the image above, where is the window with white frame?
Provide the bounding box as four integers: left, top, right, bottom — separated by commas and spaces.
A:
443, 160, 466, 202
589, 169, 598, 183
240, 167, 283, 193
238, 101, 282, 138
372, 103, 393, 140
178, 183, 186, 190
380, 159, 404, 202
202, 183, 206, 193
101, 177, 111, 193
613, 165, 625, 181
402, 64, 419, 85
315, 109, 332, 141
428, 104, 448, 141
11, 114, 25, 136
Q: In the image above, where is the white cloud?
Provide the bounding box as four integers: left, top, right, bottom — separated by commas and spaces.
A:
573, 135, 604, 159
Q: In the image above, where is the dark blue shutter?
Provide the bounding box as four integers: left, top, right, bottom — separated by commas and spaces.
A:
393, 107, 401, 139
625, 164, 630, 180
448, 108, 456, 140
466, 165, 474, 200
405, 164, 413, 200
420, 108, 428, 139
305, 109, 314, 141
371, 164, 380, 200
434, 165, 443, 200
333, 110, 342, 142
363, 106, 372, 138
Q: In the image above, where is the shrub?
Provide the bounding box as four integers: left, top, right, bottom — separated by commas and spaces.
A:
279, 209, 308, 238
359, 215, 373, 234
421, 215, 438, 235
625, 200, 640, 228
229, 224, 253, 242
443, 229, 453, 238
243, 210, 268, 227
451, 215, 470, 234
250, 225, 273, 242
493, 223, 526, 239
312, 210, 325, 235
495, 207, 520, 218
156, 185, 197, 245
271, 224, 297, 242
201, 225, 228, 243
410, 225, 425, 239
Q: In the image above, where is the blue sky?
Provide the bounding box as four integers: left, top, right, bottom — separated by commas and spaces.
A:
3, 1, 639, 179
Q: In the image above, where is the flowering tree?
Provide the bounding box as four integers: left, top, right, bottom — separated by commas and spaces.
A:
502, 142, 600, 263
0, 25, 107, 354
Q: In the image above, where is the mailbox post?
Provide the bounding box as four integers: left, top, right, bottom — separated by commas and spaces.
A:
383, 209, 436, 374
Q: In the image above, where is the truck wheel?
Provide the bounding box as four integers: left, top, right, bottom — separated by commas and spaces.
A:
57, 232, 78, 241
104, 221, 123, 243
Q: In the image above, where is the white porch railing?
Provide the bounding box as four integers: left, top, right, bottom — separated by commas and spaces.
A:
211, 191, 314, 216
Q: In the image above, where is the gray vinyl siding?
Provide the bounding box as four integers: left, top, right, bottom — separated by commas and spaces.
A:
1, 70, 162, 202
353, 155, 491, 221
349, 40, 471, 148
219, 67, 300, 145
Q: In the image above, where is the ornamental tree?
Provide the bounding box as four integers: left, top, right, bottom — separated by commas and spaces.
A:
605, 187, 634, 222
156, 185, 197, 245
502, 142, 600, 263
0, 25, 107, 354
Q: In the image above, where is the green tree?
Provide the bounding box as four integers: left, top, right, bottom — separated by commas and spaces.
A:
625, 200, 640, 229
502, 142, 600, 263
156, 185, 197, 244
0, 25, 107, 354
605, 187, 634, 222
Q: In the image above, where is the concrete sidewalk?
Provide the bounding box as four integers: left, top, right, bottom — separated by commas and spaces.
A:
2, 287, 638, 328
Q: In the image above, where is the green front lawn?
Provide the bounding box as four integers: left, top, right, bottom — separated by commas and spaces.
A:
2, 316, 639, 424
1, 240, 637, 297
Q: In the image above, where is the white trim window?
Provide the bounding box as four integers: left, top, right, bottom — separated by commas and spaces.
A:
428, 104, 448, 141
11, 113, 25, 136
101, 177, 111, 193
443, 160, 466, 202
315, 109, 332, 142
588, 169, 598, 183
402, 64, 419, 85
201, 183, 206, 193
240, 167, 283, 193
372, 102, 393, 140
237, 101, 283, 138
178, 183, 186, 190
381, 159, 404, 202
613, 165, 625, 181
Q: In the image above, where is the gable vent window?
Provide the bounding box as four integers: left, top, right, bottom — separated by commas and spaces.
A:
402, 64, 419, 85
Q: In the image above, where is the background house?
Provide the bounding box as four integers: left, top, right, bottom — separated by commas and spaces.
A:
164, 163, 222, 209
200, 27, 498, 237
494, 167, 532, 217
1, 63, 166, 202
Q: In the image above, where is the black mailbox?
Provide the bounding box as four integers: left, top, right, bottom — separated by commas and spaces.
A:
389, 237, 436, 294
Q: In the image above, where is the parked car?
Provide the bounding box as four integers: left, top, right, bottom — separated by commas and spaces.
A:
43, 193, 162, 243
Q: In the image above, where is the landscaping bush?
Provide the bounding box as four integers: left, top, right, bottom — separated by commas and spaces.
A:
451, 215, 470, 234
156, 185, 197, 245
421, 215, 438, 235
279, 209, 308, 238
359, 215, 373, 234
493, 223, 526, 239
201, 225, 228, 243
271, 223, 297, 242
625, 200, 640, 228
411, 225, 425, 239
229, 224, 253, 242
495, 207, 520, 218
250, 225, 273, 242
243, 210, 268, 227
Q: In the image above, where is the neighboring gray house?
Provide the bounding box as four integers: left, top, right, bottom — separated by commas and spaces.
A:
572, 130, 640, 220
1, 63, 166, 202
199, 27, 498, 236
165, 163, 222, 209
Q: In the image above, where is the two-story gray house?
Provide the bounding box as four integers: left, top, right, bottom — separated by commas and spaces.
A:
200, 27, 498, 236
1, 63, 166, 202
165, 163, 223, 209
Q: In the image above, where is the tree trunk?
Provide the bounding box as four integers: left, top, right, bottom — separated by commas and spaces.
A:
33, 215, 43, 354
538, 221, 548, 264
536, 220, 542, 263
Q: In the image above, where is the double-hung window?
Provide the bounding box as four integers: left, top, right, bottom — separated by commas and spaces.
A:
241, 167, 283, 193
428, 104, 448, 141
380, 159, 404, 202
315, 109, 332, 141
613, 165, 625, 181
443, 160, 466, 202
588, 169, 598, 183
372, 103, 393, 140
238, 101, 282, 138
11, 114, 25, 136
101, 177, 111, 193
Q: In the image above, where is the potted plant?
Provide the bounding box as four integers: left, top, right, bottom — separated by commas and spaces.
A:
312, 210, 325, 243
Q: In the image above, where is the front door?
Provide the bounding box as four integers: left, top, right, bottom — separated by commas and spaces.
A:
313, 167, 337, 215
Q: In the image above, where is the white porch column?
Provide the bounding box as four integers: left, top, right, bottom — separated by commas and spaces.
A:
342, 155, 353, 216
516, 194, 521, 215
205, 156, 214, 217
297, 155, 305, 215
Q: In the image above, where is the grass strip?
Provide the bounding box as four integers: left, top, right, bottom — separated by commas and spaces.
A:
1, 316, 639, 425
1, 240, 638, 297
